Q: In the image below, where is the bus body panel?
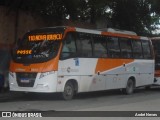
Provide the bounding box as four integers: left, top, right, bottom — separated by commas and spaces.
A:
58, 58, 98, 76
9, 59, 154, 93
57, 58, 154, 93
56, 75, 80, 92
151, 38, 160, 85
9, 71, 58, 92
154, 70, 160, 85
154, 77, 160, 85
9, 57, 59, 73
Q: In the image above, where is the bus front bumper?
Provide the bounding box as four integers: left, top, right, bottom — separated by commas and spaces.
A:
9, 71, 58, 93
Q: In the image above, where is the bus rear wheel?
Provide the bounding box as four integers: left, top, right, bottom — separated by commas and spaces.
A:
62, 81, 74, 100
123, 79, 135, 95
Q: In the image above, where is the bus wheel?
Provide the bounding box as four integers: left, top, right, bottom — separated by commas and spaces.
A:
123, 79, 135, 95
62, 81, 74, 100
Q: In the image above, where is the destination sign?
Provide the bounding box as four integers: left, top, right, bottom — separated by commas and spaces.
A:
28, 34, 62, 41
17, 50, 32, 55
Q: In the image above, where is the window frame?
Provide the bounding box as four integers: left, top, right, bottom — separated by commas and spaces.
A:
60, 31, 153, 60
141, 40, 153, 59
106, 36, 121, 58
76, 32, 94, 58
92, 34, 108, 58
60, 32, 77, 60
131, 39, 143, 59
119, 37, 133, 59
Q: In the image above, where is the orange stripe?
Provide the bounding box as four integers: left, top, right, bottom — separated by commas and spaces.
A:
155, 70, 160, 77
95, 58, 134, 73
101, 32, 140, 39
63, 27, 76, 39
10, 56, 59, 73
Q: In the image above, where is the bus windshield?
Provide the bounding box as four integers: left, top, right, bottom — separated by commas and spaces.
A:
12, 33, 62, 63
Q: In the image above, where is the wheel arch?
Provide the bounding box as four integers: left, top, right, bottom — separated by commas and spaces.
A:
128, 76, 136, 87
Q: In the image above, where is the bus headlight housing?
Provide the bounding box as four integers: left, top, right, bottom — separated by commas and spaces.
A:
39, 71, 54, 79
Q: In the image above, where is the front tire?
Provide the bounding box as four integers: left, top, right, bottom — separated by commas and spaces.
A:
62, 82, 74, 100
123, 79, 135, 95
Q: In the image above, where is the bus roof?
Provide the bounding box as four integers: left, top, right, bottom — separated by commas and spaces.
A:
151, 37, 160, 40
74, 27, 139, 39
27, 26, 144, 40
98, 28, 137, 35
140, 36, 149, 40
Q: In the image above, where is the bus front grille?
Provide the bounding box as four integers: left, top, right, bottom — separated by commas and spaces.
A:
16, 72, 37, 87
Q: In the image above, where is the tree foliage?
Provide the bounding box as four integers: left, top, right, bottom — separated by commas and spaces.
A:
110, 0, 153, 35
0, 0, 160, 36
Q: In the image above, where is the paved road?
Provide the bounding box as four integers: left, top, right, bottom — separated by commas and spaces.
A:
0, 87, 160, 120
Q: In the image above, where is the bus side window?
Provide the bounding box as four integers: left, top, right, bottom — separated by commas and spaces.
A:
93, 35, 107, 58
132, 40, 143, 59
107, 37, 121, 58
61, 33, 76, 59
141, 40, 152, 59
76, 33, 93, 57
119, 38, 132, 58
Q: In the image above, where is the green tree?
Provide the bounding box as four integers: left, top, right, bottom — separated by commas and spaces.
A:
1, 0, 160, 36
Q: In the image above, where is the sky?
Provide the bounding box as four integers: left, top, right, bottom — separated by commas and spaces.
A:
152, 25, 160, 34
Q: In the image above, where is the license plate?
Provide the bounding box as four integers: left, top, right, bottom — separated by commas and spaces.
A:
20, 78, 30, 83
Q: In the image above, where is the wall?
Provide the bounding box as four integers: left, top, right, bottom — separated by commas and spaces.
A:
0, 6, 97, 44
0, 6, 47, 44
0, 6, 15, 44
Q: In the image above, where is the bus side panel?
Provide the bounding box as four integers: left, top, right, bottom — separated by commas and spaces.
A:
78, 59, 149, 92
154, 70, 160, 85
87, 74, 106, 92
58, 58, 97, 76
103, 60, 154, 88
58, 58, 107, 92
57, 58, 154, 93
57, 75, 106, 92
56, 76, 80, 92
133, 60, 154, 86
154, 77, 160, 85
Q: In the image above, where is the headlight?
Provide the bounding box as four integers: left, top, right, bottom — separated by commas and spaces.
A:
39, 71, 54, 79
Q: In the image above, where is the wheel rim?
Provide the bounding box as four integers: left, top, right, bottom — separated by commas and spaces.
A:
64, 85, 73, 97
64, 84, 73, 100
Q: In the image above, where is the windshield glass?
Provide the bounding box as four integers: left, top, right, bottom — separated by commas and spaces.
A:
12, 33, 62, 63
